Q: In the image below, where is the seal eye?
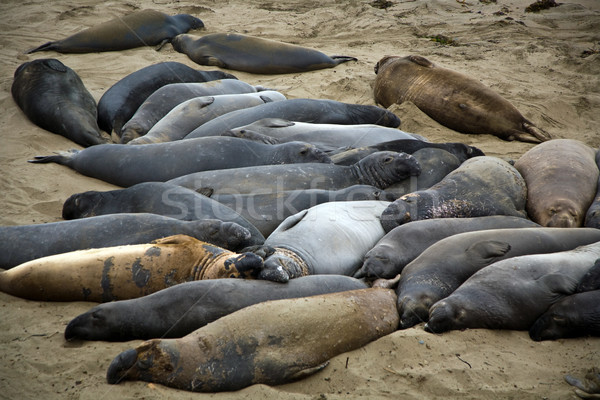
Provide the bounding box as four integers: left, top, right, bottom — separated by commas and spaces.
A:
299, 148, 308, 155
382, 156, 394, 164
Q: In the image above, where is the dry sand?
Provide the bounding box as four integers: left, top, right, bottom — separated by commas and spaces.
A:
1, 0, 599, 398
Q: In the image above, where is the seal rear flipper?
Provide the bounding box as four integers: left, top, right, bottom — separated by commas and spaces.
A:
284, 361, 330, 383
28, 149, 79, 165
25, 41, 57, 54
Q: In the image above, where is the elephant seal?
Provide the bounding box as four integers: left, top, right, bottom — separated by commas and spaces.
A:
355, 216, 540, 280
65, 275, 368, 341
29, 136, 331, 187
424, 241, 600, 333
529, 290, 600, 341
373, 55, 551, 143
168, 151, 421, 194
26, 10, 203, 54
171, 32, 357, 74
120, 79, 267, 143
106, 288, 398, 391
396, 227, 600, 329
585, 149, 600, 229
97, 62, 235, 137
11, 58, 107, 147
184, 98, 401, 139
577, 258, 600, 293
129, 91, 286, 145
62, 182, 264, 244
0, 213, 252, 269
380, 156, 528, 232
247, 201, 391, 283
564, 368, 600, 399
211, 184, 394, 237
0, 235, 263, 302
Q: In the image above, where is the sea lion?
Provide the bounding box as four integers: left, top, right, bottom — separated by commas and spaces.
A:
11, 58, 107, 147
97, 62, 235, 137
247, 200, 391, 283
529, 290, 600, 341
65, 275, 368, 341
120, 79, 267, 143
61, 182, 265, 244
129, 91, 286, 145
380, 156, 528, 232
167, 151, 421, 195
26, 9, 203, 54
211, 184, 394, 237
0, 213, 252, 269
106, 288, 399, 392
395, 227, 600, 329
171, 32, 357, 74
0, 235, 263, 302
373, 55, 551, 143
585, 149, 600, 229
424, 241, 600, 333
29, 136, 331, 187
184, 98, 401, 139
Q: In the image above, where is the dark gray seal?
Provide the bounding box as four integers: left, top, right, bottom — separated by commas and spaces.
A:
62, 182, 265, 245
97, 62, 235, 137
11, 58, 107, 147
577, 258, 600, 293
26, 10, 204, 54
167, 151, 421, 195
585, 148, 600, 229
184, 98, 401, 139
65, 275, 368, 341
396, 227, 600, 329
0, 213, 253, 270
171, 32, 357, 74
380, 156, 528, 232
29, 136, 331, 187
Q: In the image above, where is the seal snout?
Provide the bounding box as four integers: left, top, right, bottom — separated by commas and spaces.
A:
379, 201, 410, 233
107, 348, 139, 384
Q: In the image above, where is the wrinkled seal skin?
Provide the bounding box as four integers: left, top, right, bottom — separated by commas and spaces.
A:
373, 55, 551, 143
172, 32, 357, 74
585, 149, 600, 229
106, 288, 399, 392
62, 182, 264, 245
11, 59, 107, 147
120, 79, 265, 143
29, 136, 331, 187
0, 213, 252, 269
168, 151, 421, 195
26, 10, 204, 54
380, 156, 528, 232
529, 290, 600, 341
211, 185, 394, 237
65, 275, 368, 341
184, 98, 401, 139
395, 227, 600, 330
355, 216, 540, 280
515, 139, 598, 228
424, 241, 600, 334
0, 235, 263, 302
97, 62, 235, 137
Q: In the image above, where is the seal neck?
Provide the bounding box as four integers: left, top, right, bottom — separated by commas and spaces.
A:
353, 162, 390, 189
191, 245, 234, 280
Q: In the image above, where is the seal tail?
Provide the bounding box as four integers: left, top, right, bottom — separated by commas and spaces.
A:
25, 41, 57, 54
28, 149, 79, 166
331, 55, 358, 65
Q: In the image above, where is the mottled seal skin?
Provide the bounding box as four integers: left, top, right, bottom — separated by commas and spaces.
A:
0, 213, 252, 269
184, 98, 401, 139
585, 149, 600, 229
248, 201, 391, 283
0, 235, 263, 302
529, 290, 600, 341
373, 55, 551, 143
65, 275, 368, 341
396, 228, 600, 330
171, 32, 357, 74
380, 156, 528, 232
515, 139, 598, 228
61, 182, 265, 245
211, 184, 394, 237
355, 216, 540, 280
106, 288, 399, 392
129, 91, 286, 145
11, 59, 107, 147
26, 10, 204, 54
29, 137, 331, 187
97, 62, 235, 137
424, 241, 600, 334
577, 259, 600, 293
168, 151, 421, 195
120, 79, 265, 143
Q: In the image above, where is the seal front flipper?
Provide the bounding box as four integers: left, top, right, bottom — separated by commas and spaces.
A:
25, 41, 57, 54
285, 361, 330, 383
331, 55, 358, 65
522, 120, 552, 142
222, 129, 281, 144
466, 240, 511, 262
28, 149, 79, 166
